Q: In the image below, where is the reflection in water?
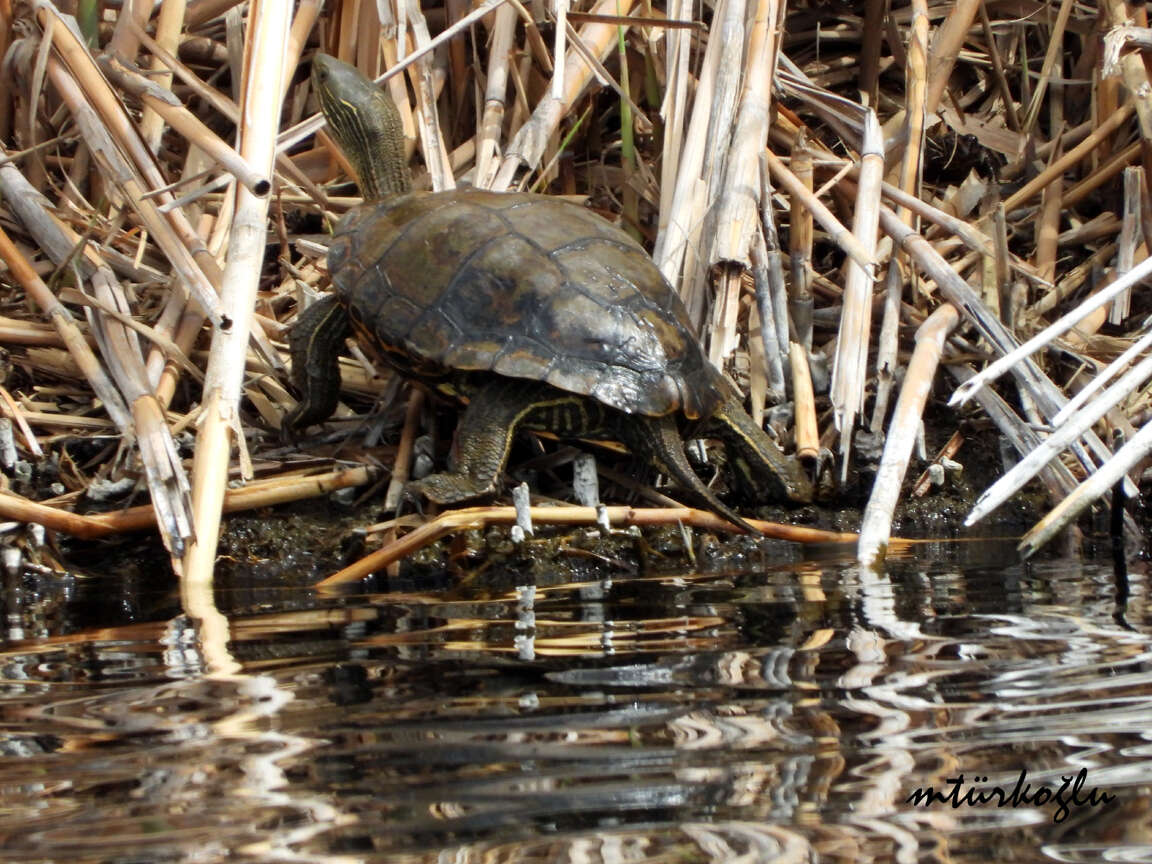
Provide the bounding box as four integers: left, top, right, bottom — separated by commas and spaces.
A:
1, 542, 1150, 862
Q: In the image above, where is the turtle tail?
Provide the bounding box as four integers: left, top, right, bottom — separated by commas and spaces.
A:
628, 415, 761, 535
284, 295, 351, 431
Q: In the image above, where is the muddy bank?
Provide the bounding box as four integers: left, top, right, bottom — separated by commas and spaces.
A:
37, 411, 1142, 595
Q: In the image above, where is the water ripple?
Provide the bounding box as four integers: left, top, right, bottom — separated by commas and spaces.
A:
0, 545, 1149, 861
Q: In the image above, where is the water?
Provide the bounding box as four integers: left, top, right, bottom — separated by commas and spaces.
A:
2, 538, 1150, 863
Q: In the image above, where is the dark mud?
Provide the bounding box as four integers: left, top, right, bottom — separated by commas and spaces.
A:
34, 413, 1144, 603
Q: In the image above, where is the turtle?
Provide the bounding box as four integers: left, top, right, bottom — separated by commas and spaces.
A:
286, 53, 813, 530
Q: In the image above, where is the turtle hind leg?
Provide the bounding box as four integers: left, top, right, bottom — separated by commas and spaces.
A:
284, 295, 352, 431
408, 379, 543, 505
626, 415, 760, 535
709, 393, 814, 504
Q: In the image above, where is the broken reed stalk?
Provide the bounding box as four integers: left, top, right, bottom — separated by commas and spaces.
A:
763, 147, 877, 274
317, 505, 865, 589
559, 13, 651, 132
1002, 104, 1135, 212
1056, 140, 1140, 210
747, 301, 768, 424
966, 348, 1152, 527
790, 340, 819, 461
759, 161, 791, 379
829, 109, 882, 468
0, 141, 192, 555
851, 171, 1028, 278
1034, 137, 1065, 290
878, 202, 1127, 497
1103, 0, 1152, 155
382, 389, 425, 512
0, 224, 132, 435
36, 4, 226, 327
12, 411, 117, 430
977, 3, 1019, 131
551, 0, 569, 100
404, 2, 455, 192
869, 264, 904, 433
54, 37, 288, 403
787, 132, 814, 349
126, 17, 318, 405
89, 265, 194, 557
129, 18, 326, 209
182, 2, 291, 585
871, 0, 926, 433
474, 2, 516, 187
655, 0, 693, 252
1053, 328, 1152, 426
184, 0, 243, 28
1019, 0, 1075, 134
981, 200, 1008, 323
857, 303, 959, 565
0, 148, 90, 272
98, 55, 271, 195
491, 0, 636, 191
1018, 418, 1152, 559
0, 387, 41, 459
138, 0, 185, 151
652, 0, 722, 289
1031, 243, 1115, 318
1109, 166, 1142, 324
923, 0, 980, 115
0, 1, 11, 141
0, 316, 67, 346
707, 0, 778, 365
283, 0, 322, 100
749, 220, 786, 397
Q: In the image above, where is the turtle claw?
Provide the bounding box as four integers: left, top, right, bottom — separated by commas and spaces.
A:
395, 482, 427, 520
279, 408, 307, 446
408, 472, 498, 506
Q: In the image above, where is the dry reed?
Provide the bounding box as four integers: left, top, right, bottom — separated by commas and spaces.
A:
0, 0, 1147, 590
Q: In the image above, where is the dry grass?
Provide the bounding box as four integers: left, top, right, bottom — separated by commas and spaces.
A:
0, 0, 1148, 584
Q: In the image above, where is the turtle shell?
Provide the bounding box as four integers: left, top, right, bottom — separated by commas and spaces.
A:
328, 189, 724, 419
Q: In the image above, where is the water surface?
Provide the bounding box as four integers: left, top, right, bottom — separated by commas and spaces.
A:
2, 538, 1148, 862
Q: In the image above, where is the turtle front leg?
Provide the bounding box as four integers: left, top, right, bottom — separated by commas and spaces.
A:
284, 295, 351, 431
408, 379, 541, 505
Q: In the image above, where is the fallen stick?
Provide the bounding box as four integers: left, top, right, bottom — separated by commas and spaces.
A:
0, 466, 376, 539
1002, 104, 1135, 212
317, 505, 866, 589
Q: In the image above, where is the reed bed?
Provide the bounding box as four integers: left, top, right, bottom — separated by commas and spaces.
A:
0, 0, 1148, 586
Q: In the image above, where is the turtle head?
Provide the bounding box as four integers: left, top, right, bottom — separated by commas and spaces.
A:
312, 53, 411, 202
